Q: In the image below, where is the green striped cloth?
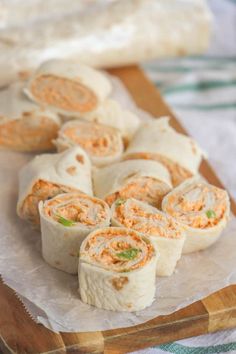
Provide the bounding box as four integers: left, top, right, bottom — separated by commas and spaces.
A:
133, 329, 236, 353
142, 55, 236, 201
131, 329, 236, 354
144, 56, 236, 111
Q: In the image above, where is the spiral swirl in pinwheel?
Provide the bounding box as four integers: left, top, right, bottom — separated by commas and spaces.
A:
55, 120, 124, 166
124, 117, 204, 186
93, 159, 172, 209
24, 59, 111, 117
39, 192, 111, 274
111, 198, 185, 276
162, 177, 230, 253
17, 146, 92, 226
80, 98, 140, 143
0, 82, 60, 152
79, 227, 158, 311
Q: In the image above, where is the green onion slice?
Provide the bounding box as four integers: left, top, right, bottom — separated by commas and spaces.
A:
57, 215, 76, 227
116, 248, 140, 260
206, 209, 216, 218
115, 198, 126, 207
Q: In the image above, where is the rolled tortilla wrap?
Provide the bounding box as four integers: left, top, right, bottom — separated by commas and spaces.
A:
0, 82, 60, 152
162, 177, 230, 253
24, 59, 112, 117
39, 192, 111, 274
54, 119, 124, 167
111, 198, 185, 276
93, 159, 172, 209
17, 146, 92, 226
79, 227, 158, 311
0, 0, 211, 88
80, 99, 140, 143
125, 117, 204, 186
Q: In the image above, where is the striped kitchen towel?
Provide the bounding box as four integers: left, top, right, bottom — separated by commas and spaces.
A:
134, 328, 236, 354
145, 56, 236, 111
144, 55, 236, 200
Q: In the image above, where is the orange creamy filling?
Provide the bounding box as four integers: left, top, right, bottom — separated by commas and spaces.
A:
31, 74, 98, 113
84, 228, 154, 271
105, 176, 171, 208
114, 202, 181, 238
165, 184, 228, 228
124, 153, 192, 187
0, 115, 59, 152
44, 193, 107, 226
62, 122, 122, 157
21, 179, 78, 225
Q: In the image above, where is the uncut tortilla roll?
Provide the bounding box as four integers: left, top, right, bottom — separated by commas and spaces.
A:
54, 120, 124, 167
111, 198, 185, 276
80, 99, 140, 143
79, 227, 158, 311
39, 192, 111, 274
24, 59, 112, 117
17, 146, 92, 226
93, 159, 172, 209
124, 117, 204, 186
162, 177, 230, 254
0, 82, 60, 152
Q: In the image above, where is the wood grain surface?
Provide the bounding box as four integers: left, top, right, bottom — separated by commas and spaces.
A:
0, 65, 235, 354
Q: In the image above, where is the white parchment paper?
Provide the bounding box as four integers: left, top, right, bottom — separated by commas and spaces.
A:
0, 77, 235, 332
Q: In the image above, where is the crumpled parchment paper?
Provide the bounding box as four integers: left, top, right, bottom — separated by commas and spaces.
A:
0, 76, 235, 332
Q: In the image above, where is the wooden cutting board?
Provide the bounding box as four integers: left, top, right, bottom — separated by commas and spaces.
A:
0, 65, 236, 354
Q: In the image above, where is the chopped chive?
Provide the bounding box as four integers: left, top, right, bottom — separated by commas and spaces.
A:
116, 248, 140, 260
206, 209, 216, 218
57, 214, 76, 227
115, 198, 126, 207
120, 269, 131, 273
142, 236, 151, 244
